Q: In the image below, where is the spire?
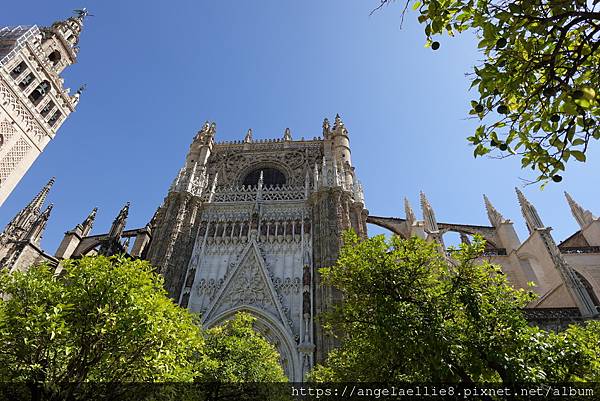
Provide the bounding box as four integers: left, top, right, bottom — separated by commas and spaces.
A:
244, 128, 253, 143
404, 197, 416, 226
146, 207, 160, 230
420, 192, 439, 233
79, 207, 97, 237
483, 194, 507, 227
515, 188, 545, 233
283, 127, 292, 141
98, 202, 129, 256
1, 178, 55, 242
108, 202, 130, 239
30, 177, 55, 213
26, 204, 53, 244
313, 163, 320, 189
564, 191, 596, 229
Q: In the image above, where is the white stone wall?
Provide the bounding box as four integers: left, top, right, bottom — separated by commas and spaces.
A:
184, 200, 312, 381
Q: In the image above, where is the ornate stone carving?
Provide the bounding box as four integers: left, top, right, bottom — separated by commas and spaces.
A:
0, 78, 46, 143
273, 277, 301, 295
207, 145, 323, 187
196, 278, 224, 300
225, 257, 274, 308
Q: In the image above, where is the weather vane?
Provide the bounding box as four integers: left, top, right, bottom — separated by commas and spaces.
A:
73, 8, 94, 18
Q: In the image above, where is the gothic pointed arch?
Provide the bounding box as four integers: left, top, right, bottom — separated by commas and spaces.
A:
205, 305, 301, 381
201, 240, 293, 335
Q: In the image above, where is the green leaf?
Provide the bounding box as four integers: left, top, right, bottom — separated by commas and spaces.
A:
570, 150, 586, 162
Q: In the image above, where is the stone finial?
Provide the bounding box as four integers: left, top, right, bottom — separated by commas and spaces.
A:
79, 207, 97, 237
258, 170, 264, 189
332, 161, 340, 186
194, 121, 215, 144
31, 177, 55, 213
515, 188, 545, 233
404, 197, 417, 226
27, 203, 54, 238
334, 113, 343, 129
1, 177, 55, 243
199, 121, 210, 134
146, 207, 160, 230
565, 191, 596, 229
304, 169, 310, 198
420, 191, 439, 233
483, 194, 507, 228
26, 203, 54, 243
322, 118, 331, 138
283, 128, 292, 141
313, 163, 320, 189
353, 180, 365, 204
108, 202, 130, 239
208, 173, 219, 203
244, 128, 253, 143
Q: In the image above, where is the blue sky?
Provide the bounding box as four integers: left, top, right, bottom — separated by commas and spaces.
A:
1, 0, 599, 252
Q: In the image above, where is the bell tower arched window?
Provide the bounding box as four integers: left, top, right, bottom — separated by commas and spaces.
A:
48, 50, 61, 65
29, 81, 50, 105
10, 61, 27, 79
243, 168, 286, 187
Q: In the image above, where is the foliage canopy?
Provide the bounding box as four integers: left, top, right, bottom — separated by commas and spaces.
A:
377, 0, 600, 183
310, 231, 600, 382
0, 255, 286, 400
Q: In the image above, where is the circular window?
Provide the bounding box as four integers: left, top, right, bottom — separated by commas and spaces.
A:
48, 50, 61, 65
243, 168, 286, 187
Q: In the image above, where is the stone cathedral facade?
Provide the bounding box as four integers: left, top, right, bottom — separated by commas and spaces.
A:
144, 117, 368, 380
1, 117, 599, 380
0, 12, 86, 206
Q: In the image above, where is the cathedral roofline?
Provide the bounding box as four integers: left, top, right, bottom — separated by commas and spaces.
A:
213, 137, 323, 146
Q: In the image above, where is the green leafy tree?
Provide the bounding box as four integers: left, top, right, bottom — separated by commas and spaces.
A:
375, 0, 600, 183
309, 231, 600, 382
195, 313, 288, 401
198, 313, 287, 383
0, 256, 205, 399
0, 256, 286, 400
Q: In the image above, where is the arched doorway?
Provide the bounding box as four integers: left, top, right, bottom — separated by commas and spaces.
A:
205, 306, 302, 381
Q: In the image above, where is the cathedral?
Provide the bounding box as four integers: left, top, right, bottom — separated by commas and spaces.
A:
1, 12, 600, 382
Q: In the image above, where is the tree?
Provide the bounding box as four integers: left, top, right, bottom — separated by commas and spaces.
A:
195, 313, 288, 401
0, 256, 286, 401
375, 0, 600, 183
0, 256, 204, 399
198, 313, 287, 383
309, 231, 600, 382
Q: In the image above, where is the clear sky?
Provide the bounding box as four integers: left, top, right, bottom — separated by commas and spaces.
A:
1, 0, 599, 252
